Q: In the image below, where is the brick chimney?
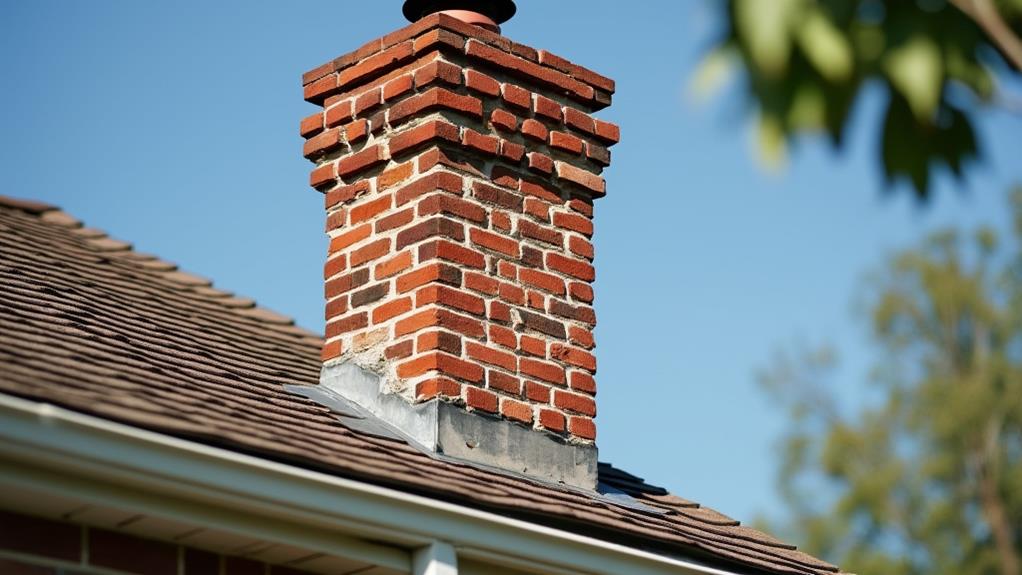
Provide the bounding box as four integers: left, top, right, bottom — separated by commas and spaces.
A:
301, 2, 618, 489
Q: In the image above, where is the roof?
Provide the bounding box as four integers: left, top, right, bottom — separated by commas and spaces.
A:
0, 195, 841, 575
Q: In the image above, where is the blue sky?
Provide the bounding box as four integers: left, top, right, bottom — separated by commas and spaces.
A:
3, 0, 1020, 525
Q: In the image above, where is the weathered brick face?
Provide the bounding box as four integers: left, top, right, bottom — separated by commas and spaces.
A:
302, 14, 617, 444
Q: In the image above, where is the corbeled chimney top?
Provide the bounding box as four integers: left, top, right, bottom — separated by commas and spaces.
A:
403, 0, 516, 33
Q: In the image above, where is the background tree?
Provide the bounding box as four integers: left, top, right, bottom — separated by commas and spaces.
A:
701, 0, 1022, 198
758, 187, 1022, 574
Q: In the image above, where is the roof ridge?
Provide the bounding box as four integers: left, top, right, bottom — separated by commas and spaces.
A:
0, 194, 321, 342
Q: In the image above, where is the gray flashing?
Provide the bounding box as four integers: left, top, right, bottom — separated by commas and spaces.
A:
317, 361, 598, 490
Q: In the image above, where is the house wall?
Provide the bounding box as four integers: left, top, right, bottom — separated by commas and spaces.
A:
0, 510, 315, 575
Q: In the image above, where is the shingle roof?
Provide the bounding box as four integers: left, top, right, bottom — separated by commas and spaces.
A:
0, 195, 842, 575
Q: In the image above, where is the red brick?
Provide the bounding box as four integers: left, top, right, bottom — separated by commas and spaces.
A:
396, 217, 465, 250
594, 119, 621, 144
350, 238, 391, 267
465, 40, 595, 103
527, 382, 552, 403
550, 131, 584, 155
383, 74, 414, 101
376, 207, 415, 233
466, 341, 517, 372
519, 219, 562, 247
552, 343, 597, 371
549, 299, 596, 326
568, 326, 595, 350
520, 119, 548, 142
517, 309, 566, 339
537, 49, 616, 93
464, 271, 499, 295
569, 370, 597, 394
539, 408, 565, 432
490, 109, 518, 133
327, 210, 344, 232
568, 235, 594, 260
491, 210, 512, 231
555, 161, 605, 195
303, 61, 334, 86
489, 370, 522, 395
354, 87, 382, 116
325, 296, 348, 320
326, 180, 371, 209
555, 213, 593, 238
338, 145, 389, 178
520, 357, 566, 385
527, 152, 554, 175
345, 118, 369, 145
389, 119, 461, 158
396, 263, 462, 293
385, 340, 414, 360
473, 181, 523, 211
489, 324, 517, 349
523, 198, 551, 222
325, 99, 353, 128
325, 268, 369, 298
470, 227, 520, 258
416, 377, 462, 400
554, 389, 596, 416
500, 139, 525, 163
491, 165, 521, 189
329, 223, 372, 252
568, 416, 596, 440
417, 330, 463, 354
396, 171, 464, 205
378, 162, 415, 190
389, 87, 483, 125
398, 352, 484, 383
519, 178, 561, 203
519, 335, 546, 357
498, 281, 526, 305
310, 163, 336, 189
501, 398, 533, 423
351, 283, 390, 309
303, 128, 344, 158
563, 107, 597, 135
395, 307, 485, 339
301, 113, 324, 138
466, 386, 499, 413
412, 28, 466, 54
338, 41, 414, 90
416, 284, 486, 316
349, 194, 393, 224
414, 58, 462, 88
497, 259, 517, 280
519, 268, 566, 295
501, 83, 532, 110
464, 69, 501, 96
489, 299, 513, 322
418, 239, 486, 269
533, 95, 563, 122
370, 297, 412, 324
418, 193, 487, 223
568, 198, 594, 217
304, 73, 338, 103
375, 251, 413, 280
585, 141, 611, 166
569, 281, 595, 303
462, 128, 499, 156
527, 290, 545, 310
546, 252, 595, 281
521, 245, 543, 268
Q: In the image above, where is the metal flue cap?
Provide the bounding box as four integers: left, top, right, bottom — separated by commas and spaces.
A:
402, 0, 517, 25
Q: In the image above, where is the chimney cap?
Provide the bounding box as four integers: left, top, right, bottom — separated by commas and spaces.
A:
402, 0, 517, 25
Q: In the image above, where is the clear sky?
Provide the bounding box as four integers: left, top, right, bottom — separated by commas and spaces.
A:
3, 0, 1020, 525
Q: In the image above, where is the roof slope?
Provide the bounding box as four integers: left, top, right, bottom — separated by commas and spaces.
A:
0, 196, 841, 575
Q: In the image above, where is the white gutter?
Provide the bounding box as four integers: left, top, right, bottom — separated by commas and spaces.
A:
0, 393, 740, 575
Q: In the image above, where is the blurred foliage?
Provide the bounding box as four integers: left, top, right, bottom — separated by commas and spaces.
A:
757, 186, 1022, 574
700, 0, 1022, 198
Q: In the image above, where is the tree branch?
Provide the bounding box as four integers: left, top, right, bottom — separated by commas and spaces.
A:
949, 0, 1022, 71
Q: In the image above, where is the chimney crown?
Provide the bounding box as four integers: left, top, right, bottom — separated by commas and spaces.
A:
301, 12, 617, 489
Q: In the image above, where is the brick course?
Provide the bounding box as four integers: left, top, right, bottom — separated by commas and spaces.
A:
303, 15, 617, 444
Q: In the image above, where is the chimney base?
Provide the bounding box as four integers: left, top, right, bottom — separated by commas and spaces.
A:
320, 362, 598, 490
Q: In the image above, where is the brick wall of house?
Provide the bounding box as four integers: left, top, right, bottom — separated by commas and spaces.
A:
301, 14, 618, 444
0, 510, 314, 575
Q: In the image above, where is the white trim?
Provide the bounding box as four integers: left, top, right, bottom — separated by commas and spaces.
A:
413, 542, 458, 575
0, 394, 740, 575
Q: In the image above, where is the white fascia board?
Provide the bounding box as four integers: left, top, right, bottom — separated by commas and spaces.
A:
0, 393, 741, 575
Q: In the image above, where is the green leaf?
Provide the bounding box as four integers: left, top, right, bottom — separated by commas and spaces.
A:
797, 10, 854, 81
756, 113, 788, 169
735, 0, 805, 77
690, 46, 737, 102
884, 36, 943, 122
